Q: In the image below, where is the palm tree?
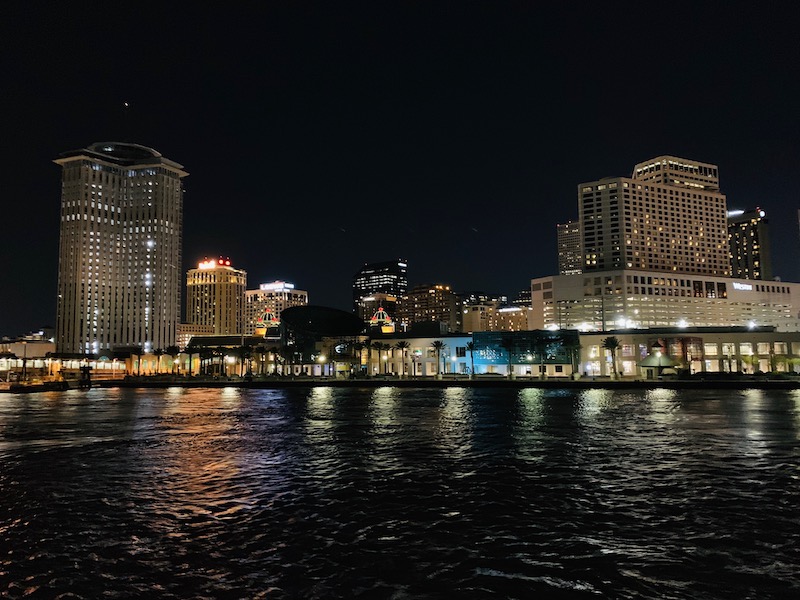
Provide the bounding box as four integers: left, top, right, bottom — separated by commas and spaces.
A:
133, 346, 144, 376
350, 341, 365, 376
365, 341, 375, 375
499, 335, 515, 379
395, 341, 410, 378
185, 346, 197, 377
431, 340, 446, 378
466, 341, 476, 379
165, 345, 180, 375
602, 336, 621, 379
153, 348, 164, 374
374, 342, 391, 374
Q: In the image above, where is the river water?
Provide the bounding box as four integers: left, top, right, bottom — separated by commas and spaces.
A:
1, 386, 799, 599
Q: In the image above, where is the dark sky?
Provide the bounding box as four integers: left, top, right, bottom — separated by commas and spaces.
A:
2, 2, 799, 337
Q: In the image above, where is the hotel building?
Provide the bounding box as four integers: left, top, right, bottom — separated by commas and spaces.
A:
728, 208, 772, 280
352, 259, 408, 322
54, 142, 186, 354
186, 258, 246, 335
531, 270, 800, 332
556, 220, 582, 275
244, 281, 308, 334
532, 157, 800, 333
580, 156, 729, 276
399, 283, 462, 333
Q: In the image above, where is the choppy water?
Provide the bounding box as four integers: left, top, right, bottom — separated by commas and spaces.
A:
1, 387, 799, 599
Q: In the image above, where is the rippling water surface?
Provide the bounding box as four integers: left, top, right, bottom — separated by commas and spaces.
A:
1, 387, 799, 598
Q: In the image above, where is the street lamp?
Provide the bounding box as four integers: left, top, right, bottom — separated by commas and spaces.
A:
452, 355, 457, 377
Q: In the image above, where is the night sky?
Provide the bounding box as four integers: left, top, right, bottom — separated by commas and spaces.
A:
3, 3, 799, 337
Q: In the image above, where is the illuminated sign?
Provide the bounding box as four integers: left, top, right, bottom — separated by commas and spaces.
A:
732, 282, 752, 291
260, 281, 295, 291
198, 257, 233, 269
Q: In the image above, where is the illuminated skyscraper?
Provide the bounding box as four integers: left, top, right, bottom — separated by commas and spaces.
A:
55, 142, 187, 354
352, 259, 408, 321
186, 258, 247, 335
556, 220, 582, 275
399, 283, 462, 333
244, 281, 308, 334
579, 156, 730, 276
728, 208, 772, 280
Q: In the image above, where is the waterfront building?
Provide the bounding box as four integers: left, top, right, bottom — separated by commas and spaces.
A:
54, 142, 187, 354
728, 208, 772, 280
352, 259, 408, 322
186, 258, 246, 335
556, 220, 582, 275
579, 156, 730, 276
244, 281, 308, 334
399, 283, 462, 333
576, 327, 800, 379
530, 270, 800, 332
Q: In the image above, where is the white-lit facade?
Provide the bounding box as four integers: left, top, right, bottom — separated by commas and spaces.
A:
54, 142, 186, 354
531, 270, 800, 332
186, 258, 246, 335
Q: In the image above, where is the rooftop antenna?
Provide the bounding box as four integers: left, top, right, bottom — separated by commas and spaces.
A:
122, 101, 130, 141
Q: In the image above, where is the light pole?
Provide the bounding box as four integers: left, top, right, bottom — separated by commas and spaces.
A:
318, 354, 326, 377
21, 341, 28, 382
452, 355, 457, 378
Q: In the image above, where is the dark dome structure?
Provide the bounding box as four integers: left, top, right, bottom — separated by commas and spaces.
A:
281, 305, 365, 337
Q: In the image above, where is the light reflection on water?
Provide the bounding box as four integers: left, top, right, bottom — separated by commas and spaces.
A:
1, 386, 799, 599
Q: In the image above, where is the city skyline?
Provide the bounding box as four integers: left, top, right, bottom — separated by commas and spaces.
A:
3, 3, 800, 337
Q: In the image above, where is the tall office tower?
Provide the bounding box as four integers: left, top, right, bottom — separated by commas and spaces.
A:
186, 258, 247, 335
556, 221, 582, 275
399, 283, 462, 333
55, 142, 187, 355
728, 208, 772, 280
579, 156, 730, 276
352, 259, 408, 319
244, 281, 308, 334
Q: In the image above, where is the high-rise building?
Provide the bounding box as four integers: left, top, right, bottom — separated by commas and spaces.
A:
399, 283, 462, 333
352, 259, 408, 320
728, 208, 772, 280
186, 258, 246, 335
579, 156, 730, 276
54, 142, 187, 354
244, 281, 308, 334
556, 221, 582, 275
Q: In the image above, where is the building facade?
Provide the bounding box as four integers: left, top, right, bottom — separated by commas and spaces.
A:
556, 220, 582, 275
186, 258, 246, 335
728, 208, 772, 280
352, 259, 408, 321
54, 142, 187, 354
244, 281, 308, 334
531, 269, 800, 332
399, 283, 462, 333
579, 156, 730, 276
